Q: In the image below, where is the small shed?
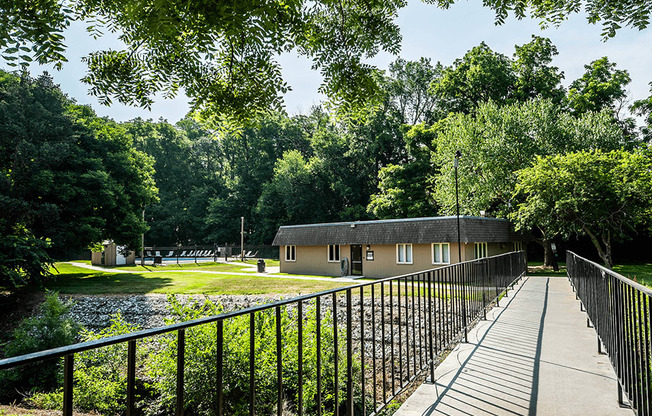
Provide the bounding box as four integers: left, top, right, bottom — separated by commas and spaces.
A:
91, 241, 136, 267
272, 216, 524, 278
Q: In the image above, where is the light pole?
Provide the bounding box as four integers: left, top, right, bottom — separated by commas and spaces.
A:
454, 150, 462, 263
454, 149, 468, 343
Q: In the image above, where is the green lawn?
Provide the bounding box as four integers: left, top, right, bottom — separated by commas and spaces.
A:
527, 261, 567, 277
44, 263, 354, 295
243, 258, 280, 267
612, 263, 652, 287
526, 260, 652, 288
85, 261, 252, 273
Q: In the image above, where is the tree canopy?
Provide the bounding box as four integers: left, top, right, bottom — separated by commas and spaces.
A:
0, 70, 158, 286
2, 1, 650, 122
512, 149, 652, 268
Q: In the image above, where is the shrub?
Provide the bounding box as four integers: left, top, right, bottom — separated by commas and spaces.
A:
28, 314, 143, 414
147, 295, 362, 416
0, 292, 80, 400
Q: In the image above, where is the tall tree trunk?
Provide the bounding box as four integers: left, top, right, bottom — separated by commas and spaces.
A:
534, 238, 555, 267
583, 226, 613, 269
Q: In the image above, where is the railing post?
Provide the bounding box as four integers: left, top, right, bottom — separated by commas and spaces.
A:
63, 354, 74, 416
346, 290, 354, 415
428, 272, 435, 382
461, 266, 468, 343
481, 260, 487, 320
217, 320, 224, 416
297, 303, 303, 416
127, 340, 136, 416
176, 329, 185, 416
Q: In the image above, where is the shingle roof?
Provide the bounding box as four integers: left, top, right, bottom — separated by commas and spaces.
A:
272, 216, 515, 246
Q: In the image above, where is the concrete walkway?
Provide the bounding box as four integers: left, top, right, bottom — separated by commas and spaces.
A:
396, 276, 631, 416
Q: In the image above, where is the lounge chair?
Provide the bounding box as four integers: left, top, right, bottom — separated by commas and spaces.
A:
245, 251, 258, 258
166, 251, 174, 257
179, 250, 187, 257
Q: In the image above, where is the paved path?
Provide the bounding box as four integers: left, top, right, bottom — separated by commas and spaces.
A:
396, 276, 631, 416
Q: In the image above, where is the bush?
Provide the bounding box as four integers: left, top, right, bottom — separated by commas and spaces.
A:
0, 292, 80, 400
147, 295, 362, 416
28, 314, 143, 414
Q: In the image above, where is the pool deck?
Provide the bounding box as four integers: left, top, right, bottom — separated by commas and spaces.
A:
395, 276, 632, 416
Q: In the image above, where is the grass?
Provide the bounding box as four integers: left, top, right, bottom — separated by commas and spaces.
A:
527, 261, 567, 277
242, 258, 280, 267
612, 263, 652, 287
43, 262, 355, 295
80, 261, 252, 273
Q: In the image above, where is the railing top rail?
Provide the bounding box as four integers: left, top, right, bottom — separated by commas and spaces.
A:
567, 251, 652, 296
0, 251, 525, 371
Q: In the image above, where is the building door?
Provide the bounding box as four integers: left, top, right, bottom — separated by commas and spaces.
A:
351, 245, 363, 276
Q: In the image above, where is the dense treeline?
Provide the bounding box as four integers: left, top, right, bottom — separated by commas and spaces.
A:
2, 36, 651, 284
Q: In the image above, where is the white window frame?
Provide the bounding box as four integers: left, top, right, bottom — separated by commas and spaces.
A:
474, 242, 488, 259
432, 243, 450, 264
285, 245, 296, 262
396, 243, 413, 264
327, 244, 340, 262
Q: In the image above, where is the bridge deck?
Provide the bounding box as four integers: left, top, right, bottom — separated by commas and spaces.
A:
396, 276, 632, 416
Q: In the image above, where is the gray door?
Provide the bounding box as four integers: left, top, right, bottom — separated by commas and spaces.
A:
351, 245, 363, 276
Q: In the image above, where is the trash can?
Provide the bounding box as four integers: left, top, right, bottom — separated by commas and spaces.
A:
154, 255, 162, 264
257, 259, 265, 273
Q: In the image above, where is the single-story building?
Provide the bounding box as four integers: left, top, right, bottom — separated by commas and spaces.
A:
91, 241, 136, 267
272, 216, 524, 278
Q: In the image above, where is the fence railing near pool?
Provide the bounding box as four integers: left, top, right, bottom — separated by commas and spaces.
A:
0, 251, 526, 415
567, 251, 651, 416
140, 244, 278, 262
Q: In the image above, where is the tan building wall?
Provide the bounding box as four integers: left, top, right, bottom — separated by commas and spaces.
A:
279, 242, 517, 278
279, 245, 351, 276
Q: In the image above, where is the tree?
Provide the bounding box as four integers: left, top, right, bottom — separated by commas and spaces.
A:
512, 149, 652, 268
567, 57, 631, 116
387, 57, 441, 125
631, 82, 652, 142
0, 70, 157, 285
429, 0, 652, 39
4, 1, 649, 122
1, 0, 406, 123
511, 35, 565, 104
428, 37, 566, 117
430, 98, 631, 264
430, 42, 516, 116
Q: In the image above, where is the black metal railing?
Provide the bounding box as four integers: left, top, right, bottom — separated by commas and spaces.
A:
139, 244, 278, 262
567, 251, 651, 416
1, 251, 525, 415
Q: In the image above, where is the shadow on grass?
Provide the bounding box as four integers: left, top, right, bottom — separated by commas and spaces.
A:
43, 272, 174, 295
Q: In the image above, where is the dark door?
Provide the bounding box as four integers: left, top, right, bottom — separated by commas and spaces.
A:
351, 245, 363, 276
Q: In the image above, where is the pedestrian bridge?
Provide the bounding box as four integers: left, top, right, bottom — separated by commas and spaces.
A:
0, 251, 647, 416
397, 275, 632, 415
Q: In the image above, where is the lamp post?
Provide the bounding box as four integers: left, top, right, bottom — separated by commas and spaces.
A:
454, 149, 468, 343
454, 150, 462, 263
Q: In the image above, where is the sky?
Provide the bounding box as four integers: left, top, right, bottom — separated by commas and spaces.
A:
4, 1, 651, 123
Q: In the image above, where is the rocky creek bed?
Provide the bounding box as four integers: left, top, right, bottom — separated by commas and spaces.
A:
63, 292, 468, 400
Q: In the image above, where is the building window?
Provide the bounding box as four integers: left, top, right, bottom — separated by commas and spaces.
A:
513, 241, 523, 251
396, 243, 413, 264
432, 243, 450, 264
285, 245, 296, 262
474, 242, 488, 259
328, 244, 340, 262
